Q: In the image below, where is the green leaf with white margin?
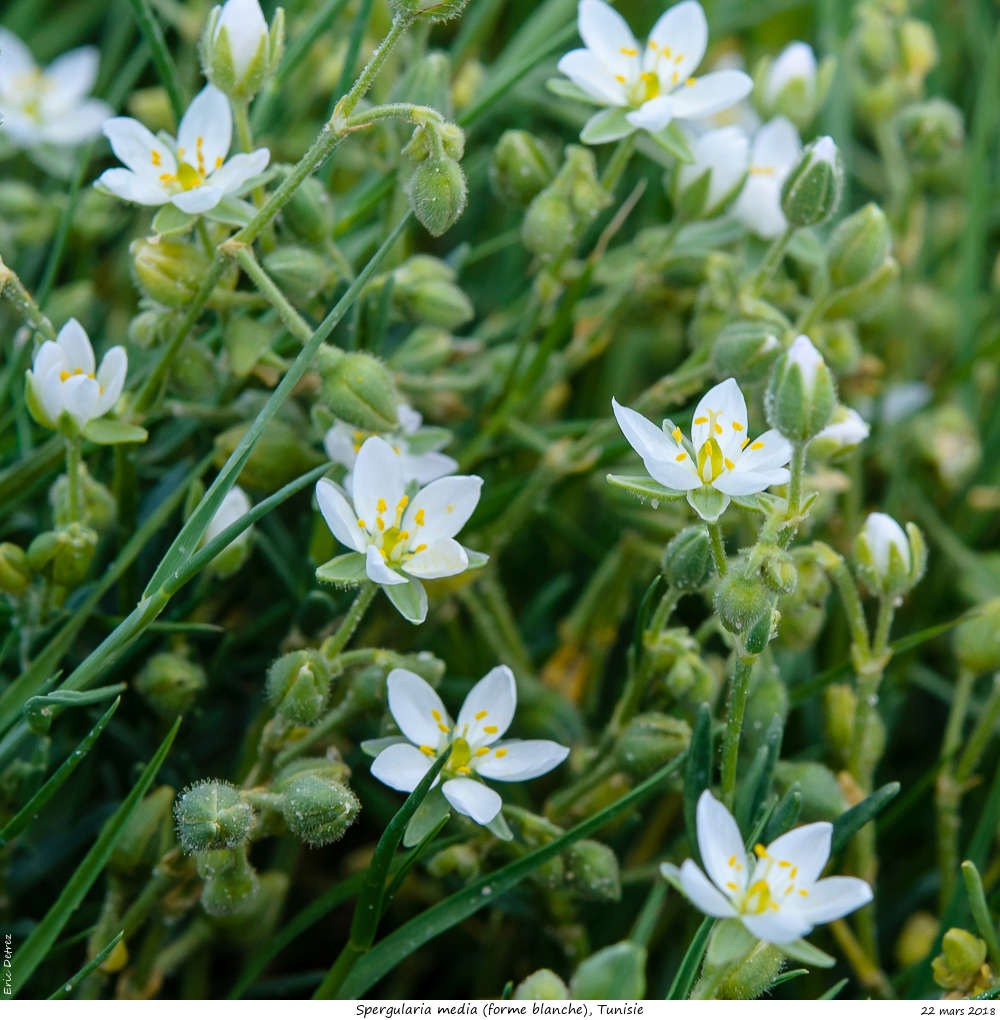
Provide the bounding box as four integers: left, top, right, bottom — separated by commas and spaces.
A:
151, 204, 198, 236
403, 787, 451, 848
316, 552, 368, 585
648, 121, 695, 163
606, 474, 685, 506
686, 485, 729, 522
384, 577, 428, 624
780, 938, 837, 968
82, 419, 149, 445
546, 77, 601, 104
581, 108, 636, 145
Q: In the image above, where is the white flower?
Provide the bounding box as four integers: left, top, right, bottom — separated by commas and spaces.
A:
25, 319, 126, 431
211, 0, 268, 82
204, 486, 251, 545
861, 512, 910, 577
815, 406, 870, 451
663, 790, 872, 944
323, 403, 458, 488
96, 84, 269, 214
368, 666, 569, 826
0, 29, 111, 149
612, 378, 792, 521
557, 0, 751, 141
764, 42, 817, 108
315, 436, 483, 624
732, 117, 801, 239
674, 125, 749, 217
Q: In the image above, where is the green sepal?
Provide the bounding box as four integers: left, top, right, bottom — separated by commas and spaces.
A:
686, 485, 729, 523
780, 938, 836, 968
606, 473, 685, 505
316, 552, 367, 585
707, 917, 758, 967
649, 121, 695, 164
402, 786, 450, 848
546, 77, 600, 104
580, 108, 636, 145
82, 419, 148, 445
465, 549, 489, 570
485, 809, 513, 841
203, 196, 256, 227
384, 577, 428, 625
24, 372, 55, 430
152, 205, 198, 236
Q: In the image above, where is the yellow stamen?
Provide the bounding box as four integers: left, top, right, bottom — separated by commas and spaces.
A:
438, 723, 451, 733
475, 748, 489, 757
457, 765, 471, 774
675, 453, 687, 462
431, 709, 442, 721
799, 889, 809, 897
750, 441, 764, 451
377, 498, 387, 513
484, 725, 498, 734
693, 416, 708, 425
724, 457, 735, 471
419, 745, 435, 755
619, 46, 638, 56
397, 495, 409, 513
414, 543, 427, 553
714, 422, 723, 435
475, 710, 488, 720
726, 882, 739, 891
754, 844, 768, 858
614, 74, 626, 83
685, 77, 696, 86
672, 427, 683, 442
151, 149, 162, 166
357, 518, 366, 528
732, 421, 744, 432
495, 748, 507, 757
778, 860, 792, 868
728, 855, 737, 867
376, 516, 385, 531
415, 508, 425, 527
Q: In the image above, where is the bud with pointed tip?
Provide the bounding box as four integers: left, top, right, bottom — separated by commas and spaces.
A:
766, 334, 836, 441
490, 130, 557, 206
316, 347, 400, 433
392, 256, 474, 330
756, 42, 836, 129
616, 713, 690, 777
854, 512, 926, 598
780, 135, 842, 227
661, 525, 713, 590
405, 153, 468, 236
136, 651, 206, 717
714, 570, 771, 635
272, 762, 360, 847
202, 0, 284, 102
266, 649, 330, 724
197, 845, 260, 917
828, 203, 892, 289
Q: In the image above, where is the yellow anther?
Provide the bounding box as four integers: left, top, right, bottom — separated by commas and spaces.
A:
798, 889, 809, 897
726, 882, 739, 891
672, 427, 683, 442
614, 74, 626, 83
675, 453, 687, 462
778, 860, 792, 868
415, 508, 425, 527
714, 422, 723, 435
732, 422, 744, 432
672, 70, 679, 84
693, 416, 708, 425
457, 765, 471, 774
484, 725, 498, 734
785, 884, 795, 896
750, 441, 765, 451
377, 498, 387, 513
438, 723, 451, 733
215, 156, 223, 169
619, 46, 638, 55
447, 503, 455, 512
397, 495, 409, 513
419, 745, 435, 755
159, 173, 174, 184
414, 543, 427, 553
750, 165, 776, 176
495, 748, 507, 757
357, 518, 366, 529
376, 516, 385, 531
754, 844, 768, 858
399, 531, 409, 541
151, 149, 162, 166
685, 77, 696, 86
178, 146, 185, 158
674, 53, 684, 64
790, 867, 798, 878
724, 457, 735, 471
475, 747, 489, 757
728, 855, 737, 867
475, 710, 488, 720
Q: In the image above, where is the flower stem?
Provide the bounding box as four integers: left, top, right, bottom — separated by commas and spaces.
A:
325, 582, 377, 659
229, 243, 312, 342
600, 133, 636, 193
707, 521, 728, 577
720, 651, 755, 809
750, 224, 796, 295
785, 441, 808, 521
65, 435, 82, 523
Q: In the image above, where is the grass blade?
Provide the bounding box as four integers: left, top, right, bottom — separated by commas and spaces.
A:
830, 782, 900, 855
666, 917, 713, 1000
47, 931, 123, 1000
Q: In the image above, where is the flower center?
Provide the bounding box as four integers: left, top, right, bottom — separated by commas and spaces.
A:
359, 495, 429, 566
59, 366, 95, 382
628, 71, 661, 106
153, 136, 224, 192
446, 737, 472, 774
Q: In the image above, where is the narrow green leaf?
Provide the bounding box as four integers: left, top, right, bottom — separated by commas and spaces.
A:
830, 782, 900, 855
24, 684, 125, 734
734, 714, 783, 834
820, 977, 849, 1000
683, 703, 712, 856
47, 931, 124, 999
762, 785, 802, 844
666, 917, 713, 1000
962, 860, 1000, 970
125, 0, 185, 121
10, 717, 181, 994
768, 968, 809, 990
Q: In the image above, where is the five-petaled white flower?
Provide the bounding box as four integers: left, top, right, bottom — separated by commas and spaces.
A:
25, 319, 126, 431
557, 0, 751, 142
315, 436, 484, 624
612, 378, 792, 521
662, 790, 872, 944
96, 83, 269, 213
732, 117, 802, 239
368, 666, 569, 826
0, 29, 111, 150
323, 404, 458, 489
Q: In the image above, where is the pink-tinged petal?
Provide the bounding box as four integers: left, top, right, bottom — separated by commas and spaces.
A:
456, 665, 517, 747
365, 545, 407, 585
765, 822, 832, 886
557, 49, 626, 106
403, 538, 468, 579
474, 739, 569, 781
800, 877, 873, 925
669, 70, 752, 120
371, 743, 434, 793
315, 478, 366, 552
441, 777, 503, 824
386, 668, 451, 748
678, 859, 738, 918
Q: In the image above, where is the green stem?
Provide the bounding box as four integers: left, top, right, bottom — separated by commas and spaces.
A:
750, 224, 796, 295
125, 0, 185, 122
707, 521, 728, 577
600, 133, 636, 193
785, 441, 807, 521
955, 675, 1000, 783
630, 879, 667, 947
0, 258, 57, 341
230, 244, 312, 342
720, 652, 755, 808
65, 436, 82, 523
325, 582, 377, 659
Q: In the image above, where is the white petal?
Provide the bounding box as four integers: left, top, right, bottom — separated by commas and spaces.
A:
96, 167, 168, 206
800, 877, 873, 925
670, 71, 753, 120
733, 429, 792, 472
61, 373, 101, 427
766, 42, 817, 105
578, 0, 639, 77
366, 545, 407, 585
474, 739, 569, 781
42, 47, 99, 109
352, 436, 407, 533
863, 512, 909, 575
741, 909, 812, 945
647, 0, 707, 81
323, 423, 360, 469
732, 172, 786, 239
207, 148, 269, 194
817, 407, 869, 448
403, 538, 468, 579
42, 100, 112, 145
679, 127, 749, 210
441, 777, 503, 824
0, 29, 36, 90
678, 859, 738, 918
102, 117, 175, 177
692, 378, 746, 454
696, 789, 750, 893
456, 665, 517, 747
765, 822, 832, 886
38, 364, 67, 424
626, 96, 674, 133
205, 486, 251, 543
400, 451, 459, 486
386, 668, 451, 748
397, 404, 422, 432
371, 743, 434, 793
32, 340, 66, 379
611, 400, 700, 489
93, 345, 127, 416
557, 49, 626, 106
57, 318, 95, 374
171, 186, 225, 213
713, 467, 788, 496
215, 0, 268, 78
646, 456, 702, 491
315, 478, 366, 552
177, 84, 231, 172
402, 475, 482, 543
752, 116, 801, 169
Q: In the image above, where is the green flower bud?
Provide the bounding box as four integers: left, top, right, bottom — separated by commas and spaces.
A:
715, 570, 771, 635
570, 941, 646, 999
822, 256, 899, 321
665, 653, 720, 705
127, 308, 169, 348
262, 245, 338, 301
266, 649, 330, 724
900, 18, 938, 80
828, 203, 892, 290
810, 320, 862, 375
718, 942, 785, 999
211, 871, 289, 946
854, 513, 926, 598
174, 780, 254, 854
913, 403, 980, 491
775, 548, 831, 650
743, 667, 789, 745
774, 761, 845, 821
897, 99, 964, 170
954, 599, 1000, 675
405, 154, 468, 236
661, 526, 713, 590
392, 256, 474, 330
743, 608, 780, 655
514, 969, 569, 1000
50, 463, 116, 533
563, 839, 621, 902
933, 928, 988, 991
712, 320, 783, 383
522, 189, 576, 258
388, 325, 454, 374
111, 786, 175, 874
135, 651, 206, 717
315, 346, 400, 433
131, 236, 213, 307
780, 135, 842, 227
755, 43, 836, 130
197, 845, 260, 917
765, 334, 837, 441
26, 530, 60, 573
896, 912, 940, 968
490, 130, 557, 206
222, 315, 273, 377
282, 174, 335, 244
49, 523, 99, 587
214, 419, 325, 492
390, 0, 469, 23
201, 0, 284, 102
274, 770, 360, 846
426, 843, 480, 879
0, 542, 31, 596
615, 712, 690, 778
823, 683, 855, 762
753, 543, 797, 594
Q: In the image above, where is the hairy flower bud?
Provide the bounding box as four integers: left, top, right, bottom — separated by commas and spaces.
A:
131, 236, 213, 307
202, 0, 284, 102
774, 760, 845, 821
282, 175, 334, 244
766, 334, 837, 441
714, 570, 771, 635
174, 780, 254, 853
712, 320, 782, 384
262, 245, 338, 301
954, 599, 1000, 675
828, 203, 892, 289
661, 526, 713, 590
514, 969, 569, 1000
780, 135, 843, 227
563, 839, 621, 902
392, 256, 474, 330
48, 523, 99, 588
406, 153, 468, 236
266, 649, 330, 724
135, 651, 207, 717
490, 130, 557, 206
0, 542, 31, 596
197, 845, 260, 917
273, 768, 360, 846
315, 347, 400, 433
426, 842, 480, 879
855, 513, 926, 598
616, 713, 690, 778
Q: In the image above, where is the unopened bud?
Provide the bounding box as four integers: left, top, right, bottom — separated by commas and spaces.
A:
389, 326, 454, 374
390, 0, 469, 23
262, 245, 338, 301
514, 969, 569, 1000
712, 320, 782, 383
563, 839, 621, 902
266, 649, 330, 724
569, 941, 646, 999
616, 713, 690, 777
490, 130, 557, 206
316, 347, 400, 433
743, 607, 780, 655
828, 203, 892, 289
662, 525, 713, 590
954, 599, 1000, 675
202, 0, 284, 101
900, 18, 938, 80
197, 845, 260, 917
282, 175, 335, 244
780, 135, 842, 227
773, 761, 845, 821
896, 912, 940, 968
898, 99, 963, 170
756, 42, 835, 129
392, 256, 474, 330
49, 523, 99, 587
756, 544, 797, 594
715, 570, 771, 635
50, 463, 116, 533
273, 768, 360, 846
522, 190, 576, 258
135, 651, 206, 717
766, 334, 836, 441
854, 512, 926, 598
131, 236, 213, 307
174, 780, 254, 853
0, 543, 31, 596
426, 843, 480, 879
933, 928, 987, 990
406, 154, 468, 236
